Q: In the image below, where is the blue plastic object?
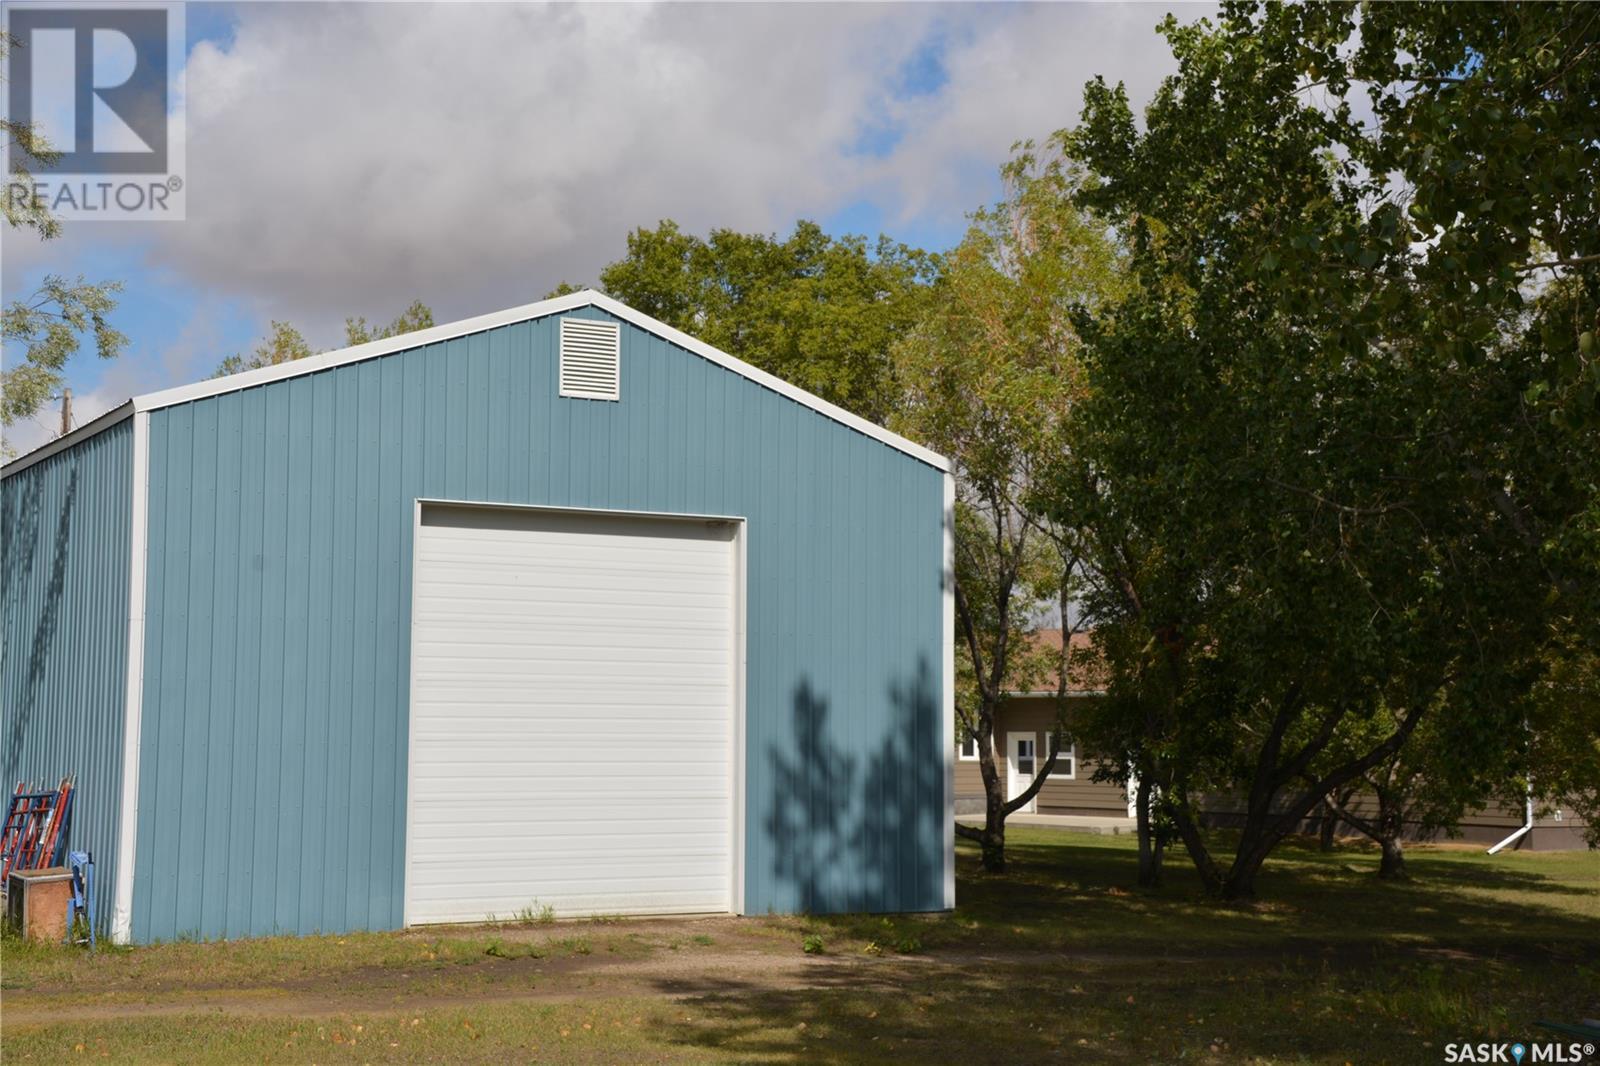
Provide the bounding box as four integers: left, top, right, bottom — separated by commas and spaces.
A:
66, 850, 94, 950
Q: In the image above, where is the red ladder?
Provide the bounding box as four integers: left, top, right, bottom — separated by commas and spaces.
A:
0, 777, 73, 882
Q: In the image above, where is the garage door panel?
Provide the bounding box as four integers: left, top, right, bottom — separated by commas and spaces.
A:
406, 505, 738, 925
410, 780, 732, 800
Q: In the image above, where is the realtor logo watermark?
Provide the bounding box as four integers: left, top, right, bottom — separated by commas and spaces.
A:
4, 2, 186, 220
1445, 1040, 1597, 1063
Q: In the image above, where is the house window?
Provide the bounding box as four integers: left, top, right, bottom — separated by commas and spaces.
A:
1047, 733, 1076, 779
959, 729, 979, 761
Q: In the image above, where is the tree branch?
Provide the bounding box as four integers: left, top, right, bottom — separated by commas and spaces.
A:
1516, 253, 1600, 273
954, 821, 986, 843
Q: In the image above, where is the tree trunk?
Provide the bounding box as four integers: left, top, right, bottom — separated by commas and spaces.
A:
1375, 791, 1408, 880
1169, 803, 1224, 896
1135, 774, 1163, 888
979, 786, 1008, 872
1378, 835, 1406, 879
1219, 842, 1270, 900
1319, 786, 1356, 851
1318, 801, 1339, 852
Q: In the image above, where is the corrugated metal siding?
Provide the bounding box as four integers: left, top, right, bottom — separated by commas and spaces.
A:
1, 418, 132, 935
134, 308, 946, 941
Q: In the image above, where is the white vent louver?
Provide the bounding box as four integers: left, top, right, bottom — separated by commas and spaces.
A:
559, 318, 621, 400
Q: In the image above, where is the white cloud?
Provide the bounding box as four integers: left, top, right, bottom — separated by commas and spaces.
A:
6, 1, 1201, 377
137, 2, 1192, 324
147, 3, 926, 321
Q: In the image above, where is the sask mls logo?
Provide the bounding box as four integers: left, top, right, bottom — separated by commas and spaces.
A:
4, 2, 185, 220
1446, 1041, 1598, 1063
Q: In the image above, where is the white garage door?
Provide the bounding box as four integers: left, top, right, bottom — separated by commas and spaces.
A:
406, 504, 739, 924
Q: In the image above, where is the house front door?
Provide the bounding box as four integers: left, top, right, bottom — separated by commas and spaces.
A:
1007, 732, 1038, 814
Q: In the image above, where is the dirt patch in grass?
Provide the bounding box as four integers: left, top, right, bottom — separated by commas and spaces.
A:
0, 950, 880, 1025
3, 834, 1595, 1063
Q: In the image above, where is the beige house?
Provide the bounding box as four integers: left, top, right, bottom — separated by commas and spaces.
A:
954, 630, 1130, 818
954, 692, 1130, 817
955, 631, 1590, 850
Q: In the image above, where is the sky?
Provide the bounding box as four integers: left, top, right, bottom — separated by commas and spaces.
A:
2, 1, 1205, 455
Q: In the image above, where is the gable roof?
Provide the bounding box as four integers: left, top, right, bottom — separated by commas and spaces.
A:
1005, 628, 1108, 696
2, 290, 949, 479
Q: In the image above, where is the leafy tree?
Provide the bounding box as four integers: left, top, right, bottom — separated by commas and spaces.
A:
1329, 613, 1600, 873
1066, 2, 1600, 897
1321, 704, 1490, 879
598, 220, 940, 424
215, 321, 313, 377
1068, 605, 1185, 888
1508, 628, 1600, 847
1, 34, 126, 439
345, 299, 434, 346
2, 277, 127, 429
893, 143, 1123, 872
214, 301, 433, 377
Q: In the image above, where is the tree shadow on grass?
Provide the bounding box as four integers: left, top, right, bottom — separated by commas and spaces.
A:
636, 832, 1598, 1065
956, 828, 1600, 958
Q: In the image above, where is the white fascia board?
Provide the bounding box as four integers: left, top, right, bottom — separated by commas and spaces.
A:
580, 293, 950, 473
941, 469, 956, 910
131, 290, 604, 411
1, 401, 135, 479
5, 292, 949, 474
128, 290, 950, 473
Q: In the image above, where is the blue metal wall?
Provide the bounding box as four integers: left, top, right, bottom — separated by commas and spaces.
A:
1, 418, 132, 935
133, 307, 946, 941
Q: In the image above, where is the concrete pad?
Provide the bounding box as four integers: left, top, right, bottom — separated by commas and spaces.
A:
956, 813, 1137, 836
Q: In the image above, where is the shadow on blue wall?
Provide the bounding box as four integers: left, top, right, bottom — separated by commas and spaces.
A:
764, 657, 942, 913
3, 466, 76, 774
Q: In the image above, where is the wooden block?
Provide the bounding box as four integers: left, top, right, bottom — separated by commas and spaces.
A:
7, 868, 74, 943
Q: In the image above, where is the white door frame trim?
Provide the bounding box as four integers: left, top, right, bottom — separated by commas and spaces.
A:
401, 498, 748, 926
1006, 731, 1038, 815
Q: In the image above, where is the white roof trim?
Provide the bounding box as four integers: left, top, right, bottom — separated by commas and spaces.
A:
582, 293, 949, 472
4, 290, 948, 478
2, 401, 135, 478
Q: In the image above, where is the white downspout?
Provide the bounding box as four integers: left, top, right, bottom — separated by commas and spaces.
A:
1487, 786, 1534, 855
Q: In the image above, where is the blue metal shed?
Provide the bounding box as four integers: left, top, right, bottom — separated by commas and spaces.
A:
1, 291, 954, 943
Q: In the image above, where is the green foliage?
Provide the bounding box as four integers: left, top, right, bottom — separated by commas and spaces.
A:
214, 300, 434, 377
597, 219, 939, 423
345, 298, 435, 347
893, 140, 1125, 869
0, 35, 126, 435
512, 902, 557, 925
1515, 631, 1600, 844
1066, 2, 1600, 895
0, 33, 59, 241
801, 934, 825, 955
1, 276, 128, 427
215, 320, 312, 377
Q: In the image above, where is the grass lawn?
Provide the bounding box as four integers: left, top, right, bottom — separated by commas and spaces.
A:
2, 829, 1596, 1063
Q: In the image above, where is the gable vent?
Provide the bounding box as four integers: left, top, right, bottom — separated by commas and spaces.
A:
559, 318, 621, 400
